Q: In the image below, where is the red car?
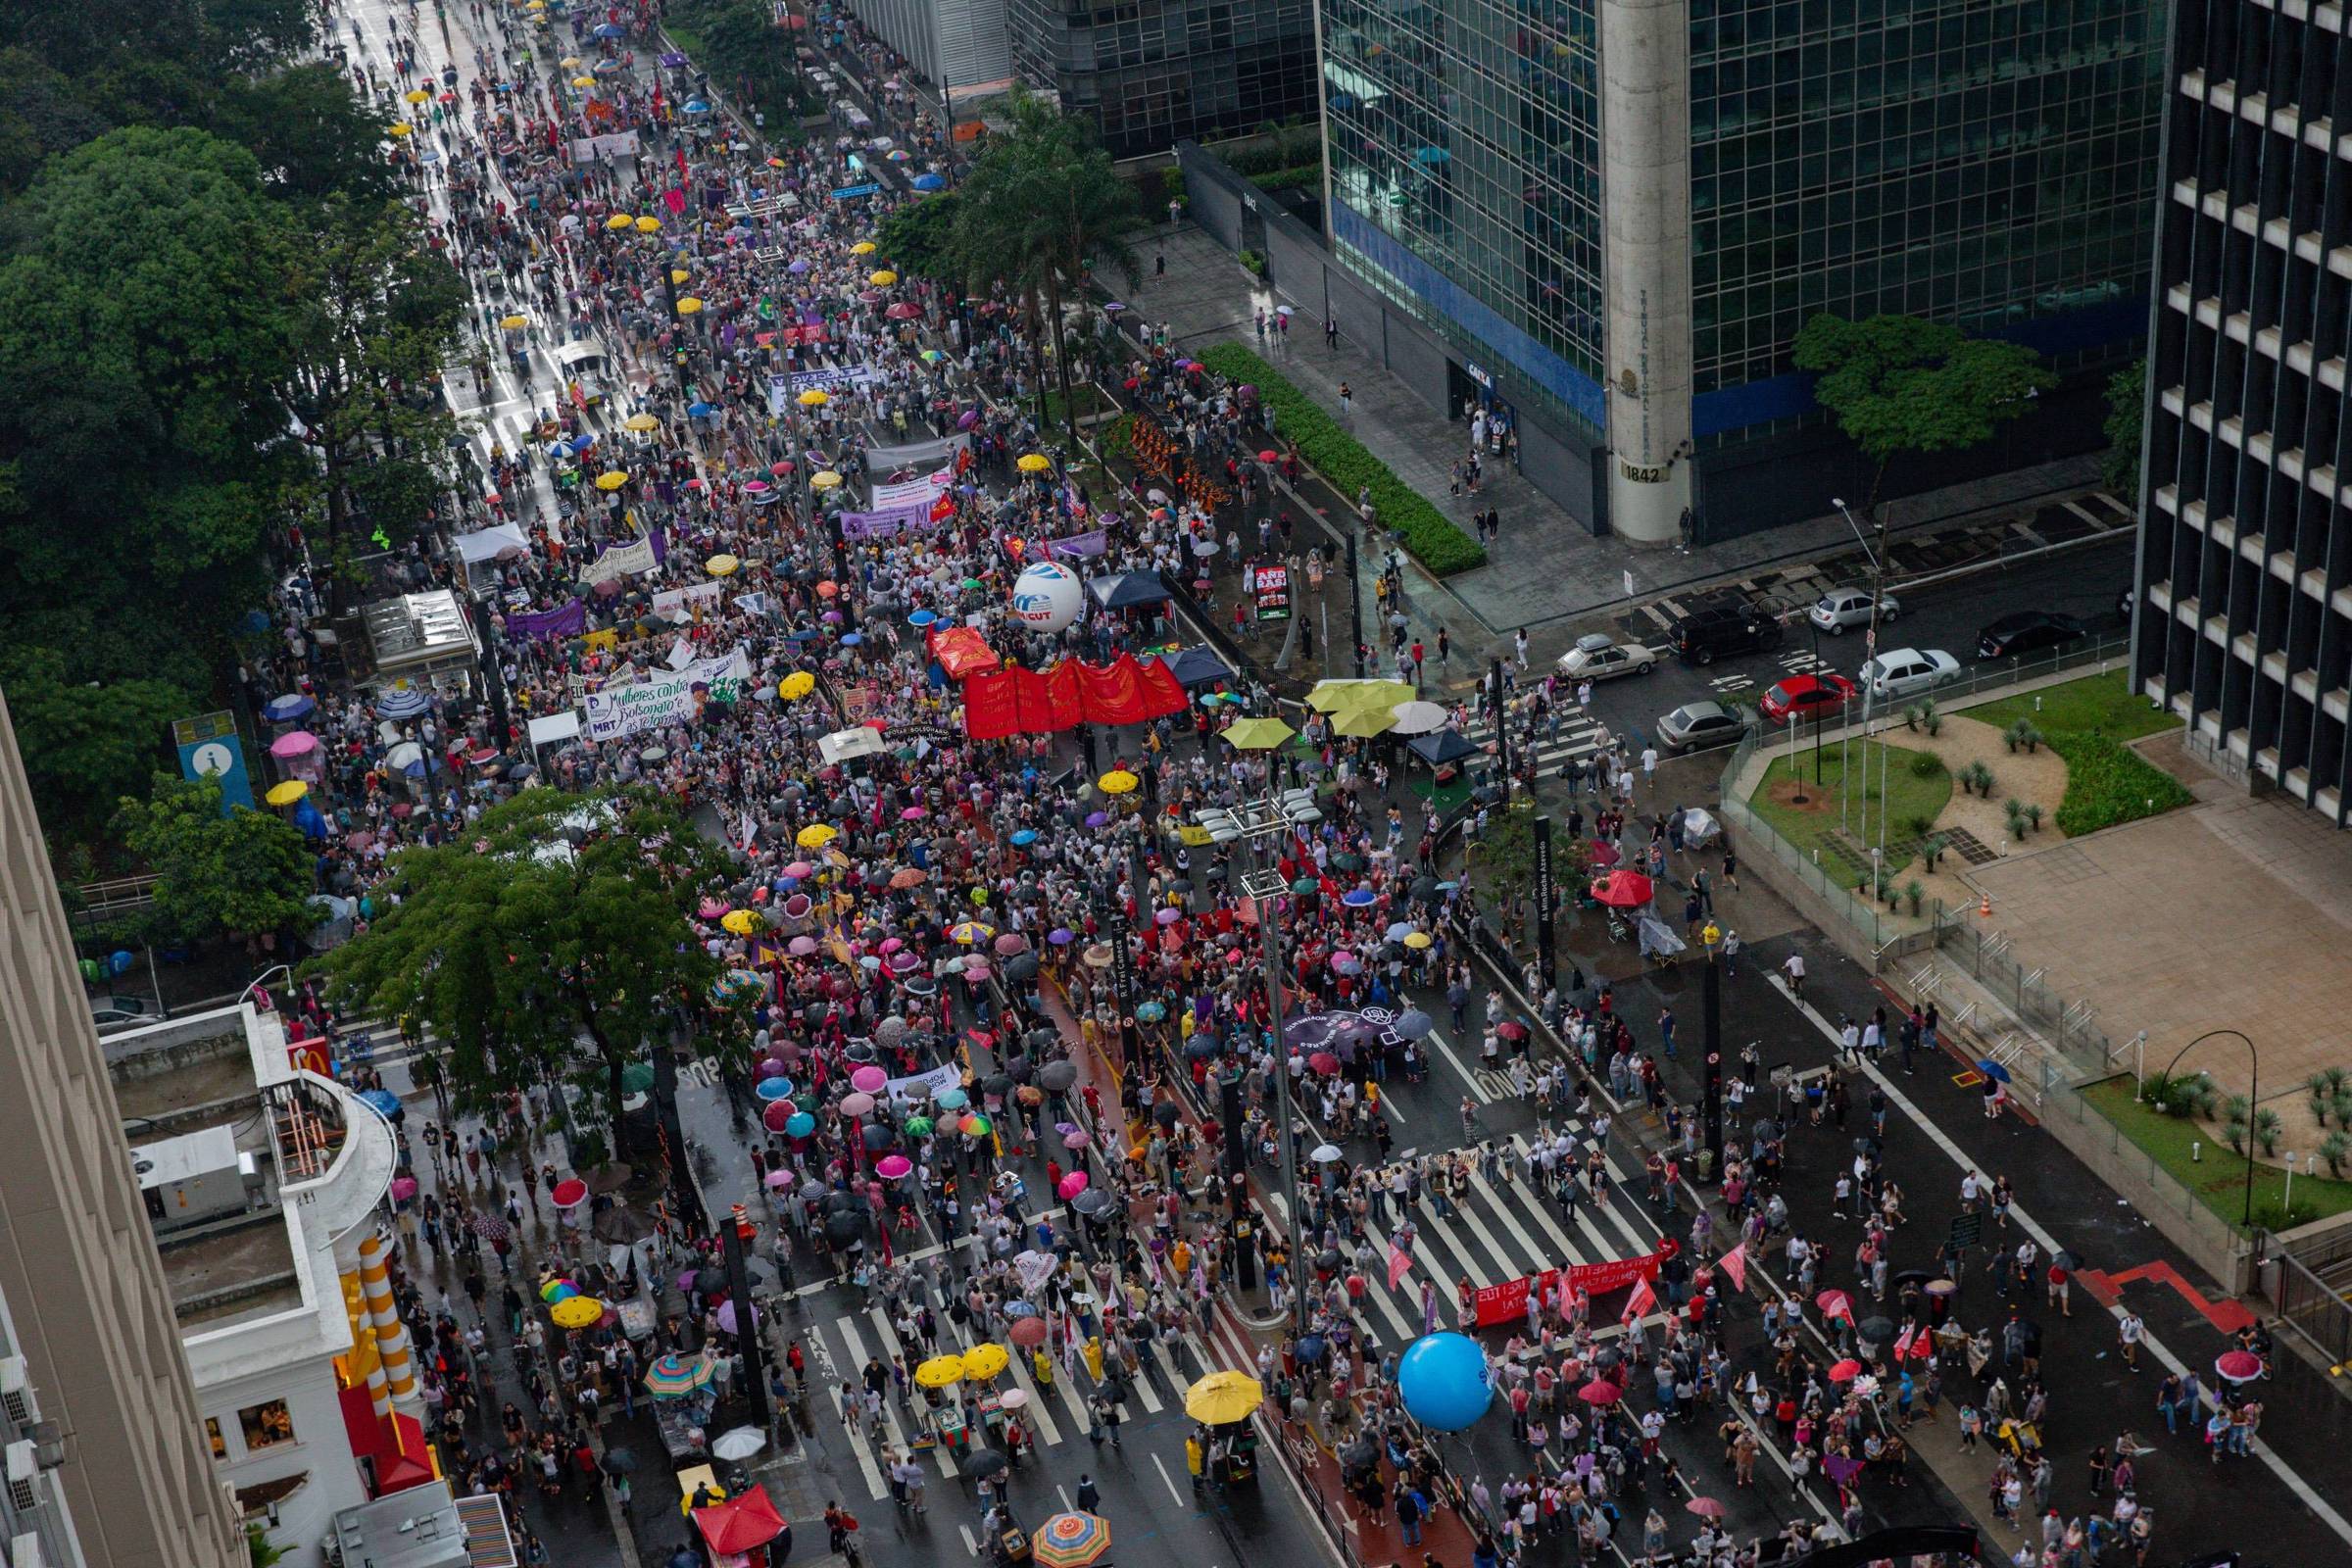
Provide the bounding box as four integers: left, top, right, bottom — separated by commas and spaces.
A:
1759, 672, 1858, 723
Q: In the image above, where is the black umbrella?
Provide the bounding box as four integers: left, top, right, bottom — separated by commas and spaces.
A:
601, 1447, 639, 1475
1004, 1054, 1035, 1083
1410, 875, 1439, 900
1316, 1248, 1344, 1271
1004, 954, 1040, 980
983, 1073, 1015, 1097
824, 1212, 865, 1243
1857, 1316, 1895, 1344
1072, 1188, 1114, 1217
1026, 1027, 1059, 1051
1166, 877, 1193, 894
860, 1124, 894, 1150
823, 1190, 863, 1214
1152, 1102, 1180, 1127
1040, 1060, 1078, 1093
1185, 1037, 1222, 1060
845, 1042, 878, 1063
962, 1448, 1007, 1479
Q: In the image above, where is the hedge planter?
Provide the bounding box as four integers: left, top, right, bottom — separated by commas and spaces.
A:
1199, 343, 1488, 576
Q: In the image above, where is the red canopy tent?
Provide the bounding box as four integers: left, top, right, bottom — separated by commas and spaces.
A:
927, 625, 999, 681
692, 1486, 789, 1559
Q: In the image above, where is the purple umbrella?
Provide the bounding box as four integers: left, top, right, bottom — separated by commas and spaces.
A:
716, 1298, 760, 1336
956, 408, 981, 429
661, 50, 688, 66
1823, 1453, 1865, 1487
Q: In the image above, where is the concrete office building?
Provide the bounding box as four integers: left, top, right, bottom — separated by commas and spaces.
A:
0, 692, 248, 1568
2132, 0, 2352, 818
843, 0, 1011, 119
1312, 0, 2164, 541
1005, 0, 1318, 160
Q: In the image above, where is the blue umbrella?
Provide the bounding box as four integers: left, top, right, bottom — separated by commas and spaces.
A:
683, 98, 711, 114
1975, 1059, 2012, 1083
910, 173, 947, 192
841, 632, 862, 646
908, 609, 937, 627
593, 22, 626, 36
263, 694, 316, 723
1342, 887, 1378, 907
756, 1077, 796, 1102
687, 402, 718, 418
377, 689, 430, 719
935, 1087, 969, 1110
1009, 829, 1039, 846
359, 1089, 403, 1118
785, 1111, 816, 1137
1394, 1010, 1435, 1041
1005, 1299, 1039, 1318
1136, 1000, 1167, 1022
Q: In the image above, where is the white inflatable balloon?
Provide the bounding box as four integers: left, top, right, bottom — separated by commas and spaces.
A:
1009, 560, 1084, 633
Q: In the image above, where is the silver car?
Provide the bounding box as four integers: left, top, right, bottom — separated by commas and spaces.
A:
1556, 632, 1656, 681
1808, 586, 1900, 634
1656, 701, 1747, 752
1858, 647, 1961, 701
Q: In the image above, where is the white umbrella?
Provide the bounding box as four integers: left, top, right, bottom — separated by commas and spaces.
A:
1389, 701, 1449, 735
1309, 1143, 1344, 1163
710, 1426, 766, 1461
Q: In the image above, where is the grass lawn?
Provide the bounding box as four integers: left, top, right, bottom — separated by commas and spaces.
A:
2081, 1076, 2352, 1227
1746, 739, 1951, 884
1968, 670, 2180, 742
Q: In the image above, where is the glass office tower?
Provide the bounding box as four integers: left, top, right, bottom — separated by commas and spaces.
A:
1320, 0, 2163, 541
1007, 0, 1319, 161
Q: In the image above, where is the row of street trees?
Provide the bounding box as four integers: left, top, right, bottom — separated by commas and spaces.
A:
0, 0, 467, 858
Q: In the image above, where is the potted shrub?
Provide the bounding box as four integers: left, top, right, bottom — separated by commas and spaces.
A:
1904, 879, 1925, 915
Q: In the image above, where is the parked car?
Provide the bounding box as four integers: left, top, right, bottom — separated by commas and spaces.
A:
1668, 600, 1784, 664
1759, 672, 1860, 724
89, 995, 164, 1030
1807, 586, 1900, 634
1857, 647, 1962, 702
1556, 632, 1656, 681
1656, 701, 1749, 752
1977, 610, 2088, 661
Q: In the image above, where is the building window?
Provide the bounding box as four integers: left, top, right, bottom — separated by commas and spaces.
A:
206, 1417, 227, 1461
237, 1400, 295, 1451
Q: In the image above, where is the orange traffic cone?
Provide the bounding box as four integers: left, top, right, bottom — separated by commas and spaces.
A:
1979, 892, 1992, 917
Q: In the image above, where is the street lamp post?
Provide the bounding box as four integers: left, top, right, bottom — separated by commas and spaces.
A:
1700, 920, 1725, 1178
2157, 1029, 2261, 1231
1197, 788, 1325, 1333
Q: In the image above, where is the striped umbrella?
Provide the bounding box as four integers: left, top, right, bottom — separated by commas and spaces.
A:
1033, 1512, 1111, 1568
644, 1353, 714, 1397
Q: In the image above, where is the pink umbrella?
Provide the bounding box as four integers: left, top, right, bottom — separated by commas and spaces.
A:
875, 1153, 913, 1179
851, 1065, 888, 1094
1063, 1129, 1091, 1149
785, 860, 816, 878
889, 951, 921, 973
764, 1168, 793, 1189
840, 1092, 876, 1117
390, 1175, 419, 1200
697, 898, 729, 918
879, 937, 905, 954
901, 806, 927, 820
962, 960, 992, 979
270, 730, 319, 758
788, 935, 819, 956
1579, 1381, 1621, 1405
994, 933, 1029, 955
1057, 1171, 1089, 1200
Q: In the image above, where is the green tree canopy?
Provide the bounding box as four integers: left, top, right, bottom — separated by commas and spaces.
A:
114, 773, 314, 946
0, 650, 190, 845
876, 190, 963, 284
308, 791, 743, 1152
949, 89, 1141, 437
1791, 314, 2058, 510
2103, 358, 2146, 494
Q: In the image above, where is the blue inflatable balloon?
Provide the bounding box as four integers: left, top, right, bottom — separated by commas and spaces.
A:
1396, 1332, 1492, 1431
109, 950, 134, 977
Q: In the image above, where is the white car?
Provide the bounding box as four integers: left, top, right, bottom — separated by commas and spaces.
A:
1556, 632, 1656, 681
1858, 647, 1961, 701
1809, 586, 1900, 634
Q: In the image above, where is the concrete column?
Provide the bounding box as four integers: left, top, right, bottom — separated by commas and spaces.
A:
1600, 0, 1695, 545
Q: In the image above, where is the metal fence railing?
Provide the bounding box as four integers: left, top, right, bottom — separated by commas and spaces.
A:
2270, 1240, 2352, 1374
2034, 1064, 2254, 1279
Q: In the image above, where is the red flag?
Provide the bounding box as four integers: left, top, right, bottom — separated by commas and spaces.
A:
1909, 1328, 1935, 1363
1620, 1276, 1657, 1323
1891, 1323, 1915, 1361
1387, 1240, 1413, 1291
1717, 1244, 1748, 1295
674, 145, 688, 185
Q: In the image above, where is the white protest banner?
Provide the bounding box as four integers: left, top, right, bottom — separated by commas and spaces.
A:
582, 534, 658, 586
871, 472, 952, 512
583, 650, 753, 741
569, 130, 641, 163
867, 432, 965, 472
884, 1062, 961, 1103
653, 580, 726, 620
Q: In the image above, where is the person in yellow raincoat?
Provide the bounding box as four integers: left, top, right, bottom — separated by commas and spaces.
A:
1032, 1347, 1055, 1388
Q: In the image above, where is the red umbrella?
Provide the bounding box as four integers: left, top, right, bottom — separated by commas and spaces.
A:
693, 1488, 788, 1554
1257, 449, 1279, 463
1307, 1052, 1341, 1075
1686, 1498, 1726, 1519
1009, 1314, 1050, 1348
1495, 1021, 1529, 1042
1827, 1358, 1863, 1383
886, 302, 921, 319
1588, 839, 1621, 867
1578, 1380, 1621, 1405
2215, 1349, 2263, 1384
550, 1178, 589, 1209
1590, 870, 1655, 907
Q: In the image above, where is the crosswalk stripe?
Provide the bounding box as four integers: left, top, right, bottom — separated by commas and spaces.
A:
824, 1316, 901, 1496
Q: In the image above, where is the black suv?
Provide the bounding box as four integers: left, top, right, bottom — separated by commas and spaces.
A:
1669, 599, 1785, 664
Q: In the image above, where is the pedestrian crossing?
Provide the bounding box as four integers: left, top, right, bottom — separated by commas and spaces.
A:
1705, 646, 1833, 696
1456, 712, 1613, 773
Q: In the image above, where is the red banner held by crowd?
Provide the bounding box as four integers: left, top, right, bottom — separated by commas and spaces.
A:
960, 654, 1187, 740
1470, 1239, 1678, 1327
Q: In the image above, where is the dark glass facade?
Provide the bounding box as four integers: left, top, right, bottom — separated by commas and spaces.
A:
2133, 0, 2352, 820
1321, 0, 1607, 434
1320, 0, 2163, 448
1691, 0, 2162, 404
1007, 0, 1319, 162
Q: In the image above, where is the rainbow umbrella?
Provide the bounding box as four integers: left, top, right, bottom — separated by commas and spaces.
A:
1034, 1512, 1111, 1568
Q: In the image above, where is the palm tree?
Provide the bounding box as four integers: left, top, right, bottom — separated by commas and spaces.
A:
948, 89, 1142, 442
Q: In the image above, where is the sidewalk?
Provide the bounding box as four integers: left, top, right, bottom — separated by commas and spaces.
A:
1118, 225, 2108, 638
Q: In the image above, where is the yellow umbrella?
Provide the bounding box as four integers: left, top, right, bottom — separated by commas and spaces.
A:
869, 270, 899, 286
1306, 677, 1416, 712
1220, 716, 1295, 751
796, 388, 832, 408
634, 216, 662, 233
809, 470, 845, 490
1184, 1369, 1265, 1426
706, 554, 740, 577
388, 122, 413, 137
1333, 705, 1397, 738
1097, 769, 1139, 796
594, 469, 629, 491
573, 74, 598, 89
850, 241, 878, 256
959, 1343, 1010, 1381
265, 779, 308, 807
550, 1296, 606, 1331
624, 412, 661, 431
796, 823, 838, 849
720, 909, 762, 936
778, 671, 817, 701
406, 88, 430, 103
1402, 930, 1434, 950
560, 55, 583, 67
1015, 453, 1052, 474
499, 313, 529, 329
606, 214, 636, 232
670, 268, 691, 286
912, 1354, 965, 1389
677, 296, 704, 315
